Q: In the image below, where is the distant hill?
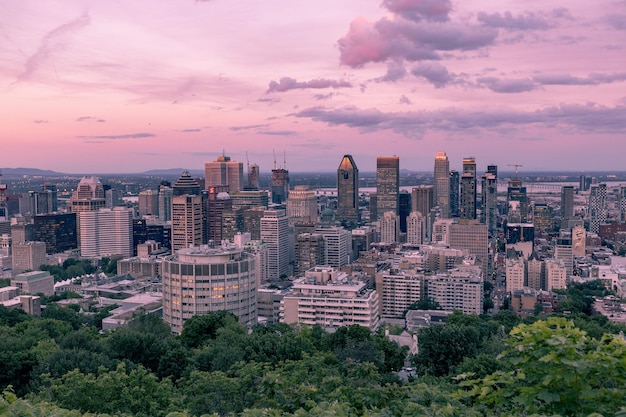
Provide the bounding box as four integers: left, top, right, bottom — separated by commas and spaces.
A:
0, 167, 66, 177
138, 168, 204, 176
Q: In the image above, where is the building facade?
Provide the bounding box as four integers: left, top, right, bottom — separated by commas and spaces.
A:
375, 156, 400, 220
78, 208, 133, 258
336, 155, 360, 226
433, 151, 450, 218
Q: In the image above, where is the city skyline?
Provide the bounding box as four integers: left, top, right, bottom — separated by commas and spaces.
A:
2, 0, 626, 174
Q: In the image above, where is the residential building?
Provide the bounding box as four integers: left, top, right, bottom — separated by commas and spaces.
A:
315, 225, 351, 268
425, 267, 483, 315
261, 209, 290, 280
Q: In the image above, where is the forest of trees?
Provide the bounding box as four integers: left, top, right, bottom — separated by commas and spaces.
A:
1, 281, 626, 416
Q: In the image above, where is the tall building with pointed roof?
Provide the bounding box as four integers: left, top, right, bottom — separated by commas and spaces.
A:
173, 170, 201, 196
337, 155, 360, 226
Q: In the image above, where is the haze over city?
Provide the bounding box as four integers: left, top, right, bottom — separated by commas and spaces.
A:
2, 0, 625, 173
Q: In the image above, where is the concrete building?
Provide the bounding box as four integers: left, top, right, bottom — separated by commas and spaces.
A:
158, 183, 173, 222
161, 244, 257, 334
406, 211, 425, 245
555, 236, 574, 277
11, 270, 54, 296
138, 190, 159, 217
481, 173, 498, 236
351, 225, 377, 259
425, 267, 483, 315
315, 225, 351, 268
261, 209, 290, 280
378, 270, 422, 318
281, 266, 379, 330
561, 185, 574, 219
294, 233, 325, 277
271, 168, 289, 205
432, 218, 453, 245
78, 208, 133, 258
449, 170, 459, 218
68, 176, 106, 213
12, 241, 47, 274
449, 221, 489, 276
286, 186, 318, 225
505, 251, 526, 293
378, 211, 400, 244
204, 155, 244, 192
545, 259, 567, 291
588, 183, 607, 234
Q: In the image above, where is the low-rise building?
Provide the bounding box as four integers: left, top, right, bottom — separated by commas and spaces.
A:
11, 270, 54, 296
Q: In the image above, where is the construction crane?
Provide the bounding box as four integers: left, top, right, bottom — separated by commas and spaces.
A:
508, 164, 523, 177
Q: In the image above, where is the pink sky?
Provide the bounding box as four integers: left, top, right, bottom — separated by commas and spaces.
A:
1, 0, 625, 173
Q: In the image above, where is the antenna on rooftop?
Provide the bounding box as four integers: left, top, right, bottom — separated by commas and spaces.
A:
508, 164, 523, 177
283, 151, 287, 170
273, 149, 277, 170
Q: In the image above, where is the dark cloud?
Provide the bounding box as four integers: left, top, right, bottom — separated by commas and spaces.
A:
77, 133, 155, 140
313, 92, 337, 100
258, 130, 297, 136
338, 17, 497, 67
230, 124, 269, 131
97, 119, 106, 123
381, 0, 452, 22
477, 11, 553, 30
257, 97, 281, 103
34, 120, 48, 124
478, 77, 536, 93
375, 60, 408, 82
605, 14, 626, 30
293, 102, 626, 139
267, 77, 352, 93
178, 128, 202, 132
399, 95, 412, 105
411, 62, 454, 87
533, 72, 626, 85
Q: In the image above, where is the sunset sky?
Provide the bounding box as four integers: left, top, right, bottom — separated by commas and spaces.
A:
2, 0, 625, 174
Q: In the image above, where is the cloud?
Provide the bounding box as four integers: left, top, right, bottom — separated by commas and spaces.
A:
338, 16, 497, 67
477, 77, 536, 93
77, 116, 107, 123
532, 72, 626, 86
13, 13, 90, 84
34, 120, 48, 124
477, 11, 554, 31
411, 62, 454, 87
267, 77, 352, 93
258, 97, 281, 104
381, 0, 452, 22
399, 95, 412, 105
293, 102, 626, 139
77, 133, 155, 140
605, 14, 626, 30
313, 92, 337, 100
374, 60, 408, 82
257, 130, 297, 136
177, 128, 202, 132
230, 124, 269, 131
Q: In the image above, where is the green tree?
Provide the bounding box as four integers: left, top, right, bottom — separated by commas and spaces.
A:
179, 310, 240, 348
459, 317, 626, 417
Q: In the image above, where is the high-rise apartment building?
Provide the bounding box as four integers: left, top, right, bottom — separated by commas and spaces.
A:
375, 156, 400, 220
460, 157, 477, 220
207, 186, 232, 243
315, 225, 351, 268
561, 186, 574, 219
204, 155, 244, 192
406, 211, 424, 245
78, 208, 133, 258
588, 183, 607, 234
433, 151, 450, 218
544, 259, 567, 291
162, 244, 257, 334
261, 209, 290, 280
425, 267, 483, 315
449, 221, 489, 275
505, 251, 525, 293
378, 211, 400, 244
411, 186, 433, 217
294, 233, 325, 277
336, 155, 360, 226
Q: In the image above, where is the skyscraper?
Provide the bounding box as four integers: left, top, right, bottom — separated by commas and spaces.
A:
138, 190, 158, 216
411, 185, 434, 217
460, 157, 477, 220
619, 185, 626, 223
406, 211, 424, 245
481, 173, 497, 236
375, 156, 400, 220
434, 151, 450, 218
336, 155, 360, 226
378, 211, 400, 244
507, 178, 529, 223
561, 185, 574, 219
171, 194, 204, 251
286, 186, 318, 225
294, 233, 325, 277
205, 155, 244, 192
588, 183, 607, 234
172, 170, 201, 196
246, 163, 260, 190
158, 182, 173, 222
68, 177, 106, 213
449, 170, 459, 218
